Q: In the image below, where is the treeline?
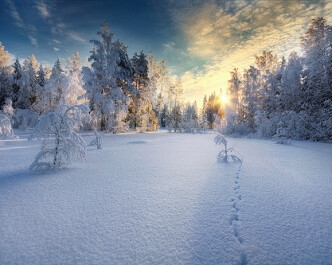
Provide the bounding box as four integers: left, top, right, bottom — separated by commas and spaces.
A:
1, 18, 331, 140
221, 17, 332, 141
0, 23, 205, 134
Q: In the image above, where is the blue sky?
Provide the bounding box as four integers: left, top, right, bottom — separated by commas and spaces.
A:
1, 0, 202, 74
1, 0, 332, 103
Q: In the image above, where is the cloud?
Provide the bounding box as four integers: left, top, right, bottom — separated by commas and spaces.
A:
163, 41, 176, 50
53, 47, 60, 51
5, 0, 24, 28
50, 23, 85, 43
36, 1, 50, 18
51, 23, 66, 34
52, 39, 61, 44
66, 31, 86, 43
28, 35, 38, 47
6, 0, 38, 47
172, 0, 331, 104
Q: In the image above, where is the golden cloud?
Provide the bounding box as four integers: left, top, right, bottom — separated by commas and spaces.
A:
175, 0, 332, 105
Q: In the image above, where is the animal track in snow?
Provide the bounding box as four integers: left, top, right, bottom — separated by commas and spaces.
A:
229, 161, 248, 264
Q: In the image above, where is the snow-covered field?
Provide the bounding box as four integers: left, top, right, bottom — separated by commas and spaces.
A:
0, 131, 331, 264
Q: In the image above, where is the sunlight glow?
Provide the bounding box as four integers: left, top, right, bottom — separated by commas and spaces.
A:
220, 90, 230, 106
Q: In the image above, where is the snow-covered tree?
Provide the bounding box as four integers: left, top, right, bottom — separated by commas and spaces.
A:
129, 51, 158, 131
42, 58, 67, 113
0, 42, 12, 107
205, 91, 223, 129
227, 68, 242, 115
159, 104, 168, 128
147, 52, 161, 100
242, 66, 260, 131
12, 58, 23, 108
168, 104, 182, 132
167, 78, 183, 132
2, 97, 14, 123
301, 17, 332, 140
0, 113, 14, 139
17, 55, 39, 109
83, 23, 134, 132
279, 52, 303, 112
65, 52, 85, 106
200, 95, 208, 133
44, 65, 52, 79
180, 101, 199, 133
33, 64, 46, 114
29, 105, 90, 172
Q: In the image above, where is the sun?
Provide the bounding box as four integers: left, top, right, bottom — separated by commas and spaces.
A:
219, 90, 230, 105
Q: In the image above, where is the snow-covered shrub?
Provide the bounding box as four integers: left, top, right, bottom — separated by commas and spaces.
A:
29, 105, 90, 172
2, 98, 14, 122
214, 130, 241, 163
0, 113, 14, 138
13, 109, 39, 130
273, 121, 291, 144
89, 128, 102, 149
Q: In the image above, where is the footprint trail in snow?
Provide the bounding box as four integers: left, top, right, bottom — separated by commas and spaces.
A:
230, 161, 248, 265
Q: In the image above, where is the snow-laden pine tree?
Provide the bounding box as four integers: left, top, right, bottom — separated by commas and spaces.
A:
159, 104, 168, 128
0, 42, 12, 108
279, 52, 303, 112
301, 18, 332, 140
226, 68, 244, 134
17, 55, 39, 110
254, 51, 279, 109
65, 52, 85, 106
30, 105, 90, 172
242, 66, 260, 131
168, 103, 182, 132
42, 58, 67, 112
180, 101, 199, 133
12, 58, 23, 108
129, 51, 158, 131
33, 64, 46, 114
200, 95, 208, 133
83, 24, 134, 132
167, 78, 183, 132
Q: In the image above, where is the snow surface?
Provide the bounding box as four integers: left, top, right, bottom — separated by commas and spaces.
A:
0, 131, 331, 264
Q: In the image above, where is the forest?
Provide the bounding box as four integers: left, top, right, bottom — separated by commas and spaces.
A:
0, 18, 331, 141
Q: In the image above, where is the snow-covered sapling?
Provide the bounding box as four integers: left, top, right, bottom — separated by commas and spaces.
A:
89, 127, 102, 149
29, 105, 90, 172
214, 131, 241, 163
273, 121, 291, 145
0, 112, 14, 138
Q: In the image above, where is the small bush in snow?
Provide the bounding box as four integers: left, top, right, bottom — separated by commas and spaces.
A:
0, 113, 14, 138
214, 130, 241, 163
273, 121, 291, 145
29, 105, 90, 172
89, 128, 102, 149
2, 98, 14, 122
